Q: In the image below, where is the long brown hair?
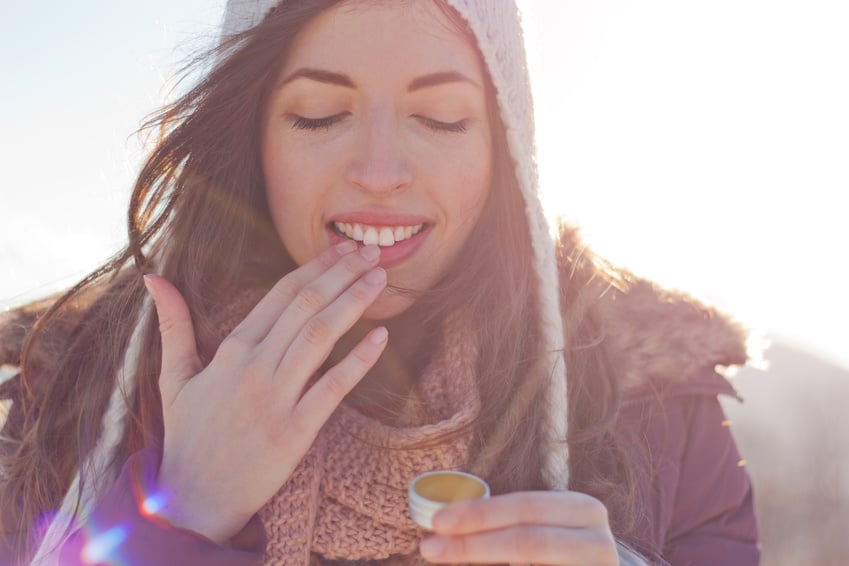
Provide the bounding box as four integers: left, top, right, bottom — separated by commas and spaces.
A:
0, 1, 635, 562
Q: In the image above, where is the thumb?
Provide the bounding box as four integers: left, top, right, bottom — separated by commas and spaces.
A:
143, 274, 203, 406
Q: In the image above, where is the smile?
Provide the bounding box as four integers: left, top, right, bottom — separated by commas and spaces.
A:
332, 221, 425, 247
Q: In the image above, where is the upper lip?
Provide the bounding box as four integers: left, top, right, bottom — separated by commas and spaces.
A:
328, 211, 431, 227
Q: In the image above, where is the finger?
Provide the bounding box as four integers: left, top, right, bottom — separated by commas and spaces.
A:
260, 244, 382, 356
289, 326, 389, 448
228, 240, 359, 344
431, 492, 609, 535
272, 266, 386, 396
420, 525, 617, 566
144, 274, 203, 406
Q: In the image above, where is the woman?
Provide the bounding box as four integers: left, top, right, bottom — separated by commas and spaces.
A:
0, 0, 759, 564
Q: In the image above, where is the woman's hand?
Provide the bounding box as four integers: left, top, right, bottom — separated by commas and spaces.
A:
143, 241, 387, 544
419, 491, 618, 565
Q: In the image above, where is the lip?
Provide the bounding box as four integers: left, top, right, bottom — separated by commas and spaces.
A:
326, 211, 431, 270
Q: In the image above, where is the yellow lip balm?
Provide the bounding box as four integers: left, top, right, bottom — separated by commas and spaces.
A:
408, 470, 490, 530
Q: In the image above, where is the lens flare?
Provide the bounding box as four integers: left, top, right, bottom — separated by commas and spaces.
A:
80, 525, 128, 564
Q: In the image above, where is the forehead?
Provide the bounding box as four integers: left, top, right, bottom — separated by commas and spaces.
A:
281, 0, 484, 84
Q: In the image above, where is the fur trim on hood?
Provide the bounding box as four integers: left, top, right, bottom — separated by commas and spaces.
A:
555, 223, 749, 395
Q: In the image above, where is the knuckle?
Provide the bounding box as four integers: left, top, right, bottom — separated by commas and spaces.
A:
445, 534, 470, 560
294, 285, 325, 314
239, 353, 267, 380
514, 527, 543, 558
270, 277, 301, 303
349, 344, 374, 369
216, 334, 251, 363
341, 253, 366, 276
320, 246, 342, 267
157, 318, 173, 335
302, 317, 332, 346
264, 414, 291, 449
348, 279, 377, 303
319, 370, 353, 400
288, 409, 316, 438
514, 492, 547, 523
243, 381, 273, 413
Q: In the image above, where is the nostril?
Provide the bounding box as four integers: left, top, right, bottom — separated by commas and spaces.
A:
345, 154, 413, 194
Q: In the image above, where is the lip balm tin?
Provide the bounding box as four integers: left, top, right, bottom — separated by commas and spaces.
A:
408, 470, 490, 530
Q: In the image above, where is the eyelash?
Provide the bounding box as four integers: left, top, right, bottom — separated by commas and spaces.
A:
291, 113, 348, 131
288, 113, 468, 134
415, 116, 468, 134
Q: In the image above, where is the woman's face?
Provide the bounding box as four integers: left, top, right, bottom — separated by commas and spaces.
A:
261, 0, 493, 320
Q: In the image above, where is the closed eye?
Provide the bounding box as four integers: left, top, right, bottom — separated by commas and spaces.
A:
290, 112, 349, 131
414, 115, 468, 134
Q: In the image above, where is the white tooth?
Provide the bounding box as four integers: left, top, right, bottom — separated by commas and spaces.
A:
378, 227, 395, 246
413, 224, 423, 235
337, 223, 350, 238
404, 226, 413, 239
353, 223, 365, 241
363, 226, 379, 245
394, 226, 405, 241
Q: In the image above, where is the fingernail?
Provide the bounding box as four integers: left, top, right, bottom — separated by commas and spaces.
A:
420, 537, 444, 560
363, 267, 386, 286
369, 327, 388, 344
359, 244, 380, 261
335, 240, 357, 254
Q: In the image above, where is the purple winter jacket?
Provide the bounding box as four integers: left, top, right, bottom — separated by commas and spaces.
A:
0, 367, 759, 566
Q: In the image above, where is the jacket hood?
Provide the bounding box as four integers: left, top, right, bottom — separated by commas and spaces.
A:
555, 224, 748, 396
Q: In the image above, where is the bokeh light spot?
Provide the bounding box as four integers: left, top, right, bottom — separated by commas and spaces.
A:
141, 493, 167, 516
80, 525, 127, 564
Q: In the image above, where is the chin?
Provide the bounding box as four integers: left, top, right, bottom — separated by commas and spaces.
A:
361, 292, 417, 321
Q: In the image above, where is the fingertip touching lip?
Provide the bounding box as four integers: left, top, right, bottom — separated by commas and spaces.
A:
326, 219, 430, 269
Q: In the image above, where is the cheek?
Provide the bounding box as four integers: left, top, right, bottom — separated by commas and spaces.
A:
262, 151, 321, 264
263, 157, 298, 227
448, 142, 493, 222
262, 136, 344, 210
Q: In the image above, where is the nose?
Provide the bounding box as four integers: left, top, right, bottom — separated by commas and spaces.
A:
346, 106, 413, 195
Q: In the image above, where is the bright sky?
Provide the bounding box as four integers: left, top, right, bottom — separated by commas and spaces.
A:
2, 1, 847, 370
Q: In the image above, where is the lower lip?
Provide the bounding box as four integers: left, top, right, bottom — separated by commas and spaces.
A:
328, 227, 429, 269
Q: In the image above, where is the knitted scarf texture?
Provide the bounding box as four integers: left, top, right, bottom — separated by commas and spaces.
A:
200, 295, 482, 565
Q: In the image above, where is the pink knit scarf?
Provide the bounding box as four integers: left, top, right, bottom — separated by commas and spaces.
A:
234, 313, 482, 565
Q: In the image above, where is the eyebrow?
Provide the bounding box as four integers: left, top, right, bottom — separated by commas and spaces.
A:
278, 68, 355, 89
276, 68, 481, 92
407, 71, 481, 92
